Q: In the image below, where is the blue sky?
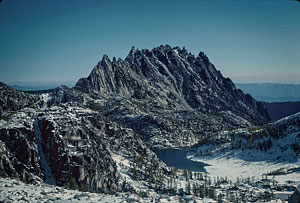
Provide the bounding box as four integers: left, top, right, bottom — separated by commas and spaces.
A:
0, 0, 299, 85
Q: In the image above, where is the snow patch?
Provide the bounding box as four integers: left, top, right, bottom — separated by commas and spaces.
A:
0, 177, 124, 203
275, 112, 300, 124
34, 120, 56, 185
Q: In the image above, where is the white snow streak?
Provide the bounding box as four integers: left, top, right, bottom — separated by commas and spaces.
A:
34, 120, 56, 185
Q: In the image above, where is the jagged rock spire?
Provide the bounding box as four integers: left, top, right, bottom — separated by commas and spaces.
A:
75, 45, 270, 125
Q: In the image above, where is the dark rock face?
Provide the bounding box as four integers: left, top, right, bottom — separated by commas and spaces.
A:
288, 186, 300, 203
0, 127, 41, 183
264, 101, 300, 121
33, 113, 122, 192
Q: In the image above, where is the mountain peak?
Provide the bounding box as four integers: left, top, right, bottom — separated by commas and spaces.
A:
129, 46, 136, 54
75, 45, 269, 126
102, 54, 110, 62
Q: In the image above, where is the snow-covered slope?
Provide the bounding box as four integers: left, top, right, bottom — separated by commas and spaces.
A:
188, 112, 300, 186
0, 177, 124, 203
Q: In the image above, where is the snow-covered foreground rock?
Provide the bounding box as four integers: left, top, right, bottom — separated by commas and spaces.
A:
0, 177, 223, 203
0, 177, 124, 203
0, 176, 291, 203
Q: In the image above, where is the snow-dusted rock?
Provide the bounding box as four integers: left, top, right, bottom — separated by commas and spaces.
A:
74, 45, 269, 148
288, 184, 300, 203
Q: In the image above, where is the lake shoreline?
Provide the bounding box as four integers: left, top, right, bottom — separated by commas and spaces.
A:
152, 147, 209, 172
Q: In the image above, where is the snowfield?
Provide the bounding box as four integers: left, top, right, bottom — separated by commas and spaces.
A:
188, 112, 300, 186
0, 177, 220, 203
189, 155, 300, 186
188, 132, 300, 186
184, 112, 300, 202
0, 177, 124, 203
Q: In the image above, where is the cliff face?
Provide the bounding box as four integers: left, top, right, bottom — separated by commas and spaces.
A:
0, 98, 161, 192
75, 45, 269, 128
0, 83, 163, 193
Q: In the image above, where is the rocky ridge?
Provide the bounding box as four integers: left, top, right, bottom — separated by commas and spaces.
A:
0, 81, 41, 113
75, 46, 269, 123
75, 45, 269, 147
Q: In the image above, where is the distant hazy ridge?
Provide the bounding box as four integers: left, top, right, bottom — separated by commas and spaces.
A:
236, 83, 300, 102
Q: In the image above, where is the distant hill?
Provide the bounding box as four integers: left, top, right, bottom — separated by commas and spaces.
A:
10, 82, 75, 91
236, 83, 300, 102
264, 101, 300, 121
11, 85, 59, 91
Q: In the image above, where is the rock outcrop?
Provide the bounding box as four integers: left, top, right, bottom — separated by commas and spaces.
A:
0, 82, 40, 113
288, 184, 300, 203
0, 84, 163, 193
